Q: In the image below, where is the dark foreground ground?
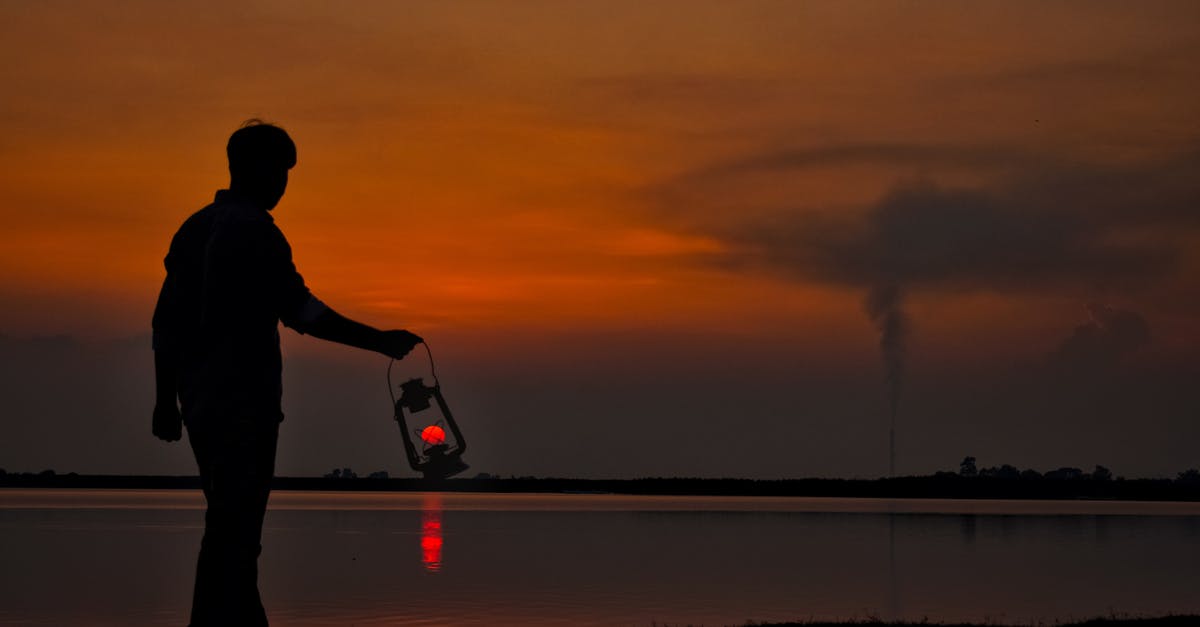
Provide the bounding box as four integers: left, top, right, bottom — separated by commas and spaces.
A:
740, 617, 1200, 627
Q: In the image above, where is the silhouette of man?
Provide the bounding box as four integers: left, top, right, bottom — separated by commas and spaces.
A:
151, 120, 421, 626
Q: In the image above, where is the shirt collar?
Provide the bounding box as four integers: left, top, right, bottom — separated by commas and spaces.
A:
214, 189, 274, 222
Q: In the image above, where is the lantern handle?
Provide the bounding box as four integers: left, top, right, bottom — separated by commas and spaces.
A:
422, 341, 441, 388
386, 341, 441, 408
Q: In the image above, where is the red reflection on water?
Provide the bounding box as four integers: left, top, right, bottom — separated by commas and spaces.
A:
421, 494, 444, 573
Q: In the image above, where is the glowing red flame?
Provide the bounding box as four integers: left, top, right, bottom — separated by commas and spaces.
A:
420, 424, 446, 446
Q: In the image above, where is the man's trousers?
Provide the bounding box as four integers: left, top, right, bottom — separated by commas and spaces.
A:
186, 417, 279, 627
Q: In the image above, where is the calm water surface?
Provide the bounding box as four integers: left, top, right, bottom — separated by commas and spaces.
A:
2, 489, 1199, 626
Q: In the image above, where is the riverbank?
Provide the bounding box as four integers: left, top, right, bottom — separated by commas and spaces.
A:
4, 472, 1200, 501
745, 617, 1200, 627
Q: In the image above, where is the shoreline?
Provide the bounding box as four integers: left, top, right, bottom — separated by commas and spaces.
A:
745, 618, 1200, 627
3, 473, 1199, 502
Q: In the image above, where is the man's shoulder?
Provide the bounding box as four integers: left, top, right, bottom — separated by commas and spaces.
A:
168, 203, 218, 250
168, 195, 276, 252
186, 195, 280, 236
181, 190, 271, 223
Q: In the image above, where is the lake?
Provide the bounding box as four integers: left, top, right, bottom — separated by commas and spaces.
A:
2, 489, 1199, 626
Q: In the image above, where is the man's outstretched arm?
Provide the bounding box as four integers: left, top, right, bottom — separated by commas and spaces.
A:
302, 307, 423, 360
262, 223, 422, 360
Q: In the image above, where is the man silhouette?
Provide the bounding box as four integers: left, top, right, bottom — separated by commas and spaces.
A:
151, 120, 421, 626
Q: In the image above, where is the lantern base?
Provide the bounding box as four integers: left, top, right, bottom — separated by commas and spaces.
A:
421, 453, 470, 480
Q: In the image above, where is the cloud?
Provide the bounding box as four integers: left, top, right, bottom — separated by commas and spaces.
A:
681, 145, 1200, 296
651, 143, 1198, 420
1055, 304, 1151, 366
788, 179, 1171, 290
932, 43, 1198, 91
577, 73, 785, 107
680, 142, 1033, 182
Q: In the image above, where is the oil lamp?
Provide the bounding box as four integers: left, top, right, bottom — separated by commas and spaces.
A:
392, 345, 469, 480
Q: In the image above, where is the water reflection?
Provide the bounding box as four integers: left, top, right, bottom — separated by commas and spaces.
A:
960, 514, 977, 544
887, 512, 899, 621
3, 492, 1200, 626
421, 493, 443, 573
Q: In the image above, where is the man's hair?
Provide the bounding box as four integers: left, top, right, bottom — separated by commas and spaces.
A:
226, 119, 297, 174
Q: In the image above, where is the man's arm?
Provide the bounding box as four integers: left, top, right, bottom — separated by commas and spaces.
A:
152, 347, 183, 442
151, 268, 183, 443
261, 222, 422, 359
303, 307, 423, 360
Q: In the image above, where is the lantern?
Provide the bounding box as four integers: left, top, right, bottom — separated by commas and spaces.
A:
393, 366, 469, 480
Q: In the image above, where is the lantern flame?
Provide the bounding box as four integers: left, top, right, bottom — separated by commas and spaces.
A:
420, 424, 446, 446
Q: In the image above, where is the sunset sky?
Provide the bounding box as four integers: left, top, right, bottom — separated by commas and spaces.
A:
1, 1, 1198, 479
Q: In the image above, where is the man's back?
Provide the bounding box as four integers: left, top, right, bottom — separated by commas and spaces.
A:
153, 189, 318, 425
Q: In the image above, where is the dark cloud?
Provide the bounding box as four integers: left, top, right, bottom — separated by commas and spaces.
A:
932, 43, 1198, 91
682, 142, 1033, 182
938, 58, 1146, 90
1055, 304, 1151, 366
798, 180, 1171, 290
695, 146, 1200, 295
654, 144, 1199, 463
577, 73, 785, 107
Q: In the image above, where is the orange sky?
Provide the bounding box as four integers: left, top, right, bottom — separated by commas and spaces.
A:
1, 0, 1198, 358
3, 2, 1200, 478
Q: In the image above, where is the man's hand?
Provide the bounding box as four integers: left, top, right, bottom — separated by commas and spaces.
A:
152, 403, 183, 442
382, 329, 423, 360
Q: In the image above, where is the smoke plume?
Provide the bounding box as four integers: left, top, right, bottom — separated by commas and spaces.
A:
864, 283, 908, 475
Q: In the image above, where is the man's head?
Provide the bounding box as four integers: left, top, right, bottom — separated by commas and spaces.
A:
227, 120, 296, 211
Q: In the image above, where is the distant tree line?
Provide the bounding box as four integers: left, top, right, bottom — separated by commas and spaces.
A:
0, 468, 79, 480
322, 467, 390, 480
4, 464, 1200, 499
955, 456, 1119, 481
952, 456, 1200, 484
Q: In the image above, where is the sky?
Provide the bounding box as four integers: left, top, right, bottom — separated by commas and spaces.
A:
1, 1, 1198, 479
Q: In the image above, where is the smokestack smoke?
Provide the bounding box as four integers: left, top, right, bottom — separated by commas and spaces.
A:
864, 284, 909, 477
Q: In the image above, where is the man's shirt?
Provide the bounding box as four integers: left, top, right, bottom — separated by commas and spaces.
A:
152, 189, 327, 425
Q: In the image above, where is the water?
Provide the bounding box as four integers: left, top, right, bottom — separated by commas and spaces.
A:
2, 489, 1199, 626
